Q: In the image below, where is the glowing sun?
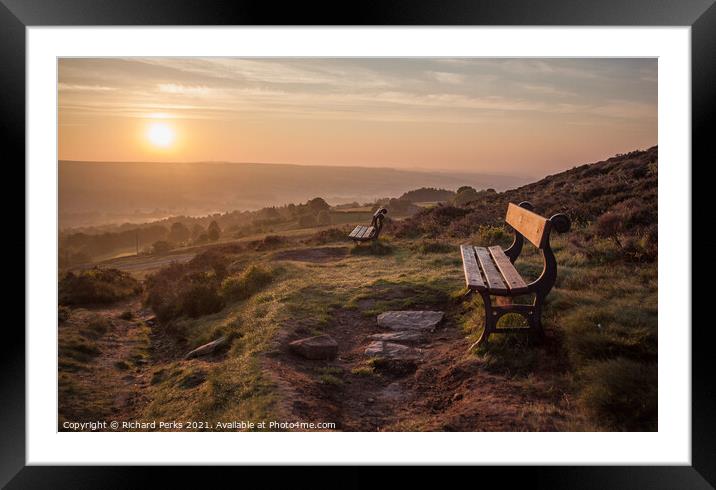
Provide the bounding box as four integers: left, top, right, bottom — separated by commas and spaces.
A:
146, 122, 175, 148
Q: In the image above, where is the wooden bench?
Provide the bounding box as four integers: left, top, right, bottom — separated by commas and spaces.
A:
460, 201, 571, 349
348, 208, 388, 243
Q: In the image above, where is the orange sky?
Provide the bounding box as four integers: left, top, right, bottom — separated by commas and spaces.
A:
58, 58, 657, 177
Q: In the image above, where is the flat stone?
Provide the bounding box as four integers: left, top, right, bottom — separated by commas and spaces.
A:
289, 335, 338, 360
184, 336, 228, 360
367, 331, 424, 343
364, 341, 421, 361
377, 311, 444, 332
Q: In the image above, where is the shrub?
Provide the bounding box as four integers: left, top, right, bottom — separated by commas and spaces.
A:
473, 225, 511, 247
350, 241, 393, 256
144, 257, 228, 321
59, 268, 141, 306
220, 266, 274, 302
577, 358, 657, 431
180, 283, 224, 318
417, 241, 453, 254
152, 240, 173, 255
254, 235, 286, 251
307, 227, 346, 245
84, 317, 111, 338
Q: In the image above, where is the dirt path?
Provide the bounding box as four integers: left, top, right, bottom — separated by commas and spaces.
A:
59, 298, 157, 427
264, 306, 568, 432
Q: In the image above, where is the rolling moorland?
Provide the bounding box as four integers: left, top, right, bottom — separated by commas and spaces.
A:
58, 147, 657, 432
59, 160, 529, 229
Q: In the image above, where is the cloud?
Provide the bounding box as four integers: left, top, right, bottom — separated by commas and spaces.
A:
427, 71, 465, 85
58, 83, 116, 92
58, 58, 657, 126
158, 83, 214, 97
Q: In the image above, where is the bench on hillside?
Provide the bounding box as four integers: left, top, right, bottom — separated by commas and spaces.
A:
460, 201, 570, 349
348, 208, 388, 243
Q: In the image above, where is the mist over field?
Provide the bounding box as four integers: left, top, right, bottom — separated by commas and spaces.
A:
59, 160, 529, 228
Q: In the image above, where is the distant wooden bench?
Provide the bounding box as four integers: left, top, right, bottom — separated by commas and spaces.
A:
460, 201, 571, 349
348, 208, 388, 243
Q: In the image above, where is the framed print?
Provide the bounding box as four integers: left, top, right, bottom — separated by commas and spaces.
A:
4, 0, 712, 486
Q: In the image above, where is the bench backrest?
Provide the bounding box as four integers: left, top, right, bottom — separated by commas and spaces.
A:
370, 208, 388, 231
505, 202, 551, 248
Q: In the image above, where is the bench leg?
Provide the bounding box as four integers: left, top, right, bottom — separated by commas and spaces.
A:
530, 293, 546, 339
468, 291, 496, 351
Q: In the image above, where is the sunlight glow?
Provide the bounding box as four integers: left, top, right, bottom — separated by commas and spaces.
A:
146, 122, 175, 148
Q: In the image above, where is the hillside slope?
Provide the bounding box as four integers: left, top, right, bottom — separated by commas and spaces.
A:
394, 146, 657, 239
59, 147, 658, 432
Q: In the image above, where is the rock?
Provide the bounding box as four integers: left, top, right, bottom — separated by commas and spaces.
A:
184, 336, 228, 360
289, 335, 338, 360
367, 331, 424, 343
364, 341, 421, 361
146, 316, 157, 326
377, 310, 444, 331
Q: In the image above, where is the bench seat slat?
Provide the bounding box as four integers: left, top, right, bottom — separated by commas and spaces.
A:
461, 245, 486, 290
474, 246, 509, 294
359, 226, 375, 239
349, 225, 365, 238
489, 246, 528, 294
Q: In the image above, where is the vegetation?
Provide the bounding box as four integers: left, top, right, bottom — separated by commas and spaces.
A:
58, 147, 659, 432
399, 187, 455, 203
151, 240, 173, 255
59, 268, 141, 306
220, 266, 274, 301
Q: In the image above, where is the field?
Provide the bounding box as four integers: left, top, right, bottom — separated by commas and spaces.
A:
58, 148, 658, 432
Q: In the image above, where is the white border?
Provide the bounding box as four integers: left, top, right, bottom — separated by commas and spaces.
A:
27, 27, 690, 465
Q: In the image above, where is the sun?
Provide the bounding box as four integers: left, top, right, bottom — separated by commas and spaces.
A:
146, 122, 175, 148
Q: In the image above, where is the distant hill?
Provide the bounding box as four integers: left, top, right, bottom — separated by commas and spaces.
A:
59, 160, 529, 228
394, 147, 658, 239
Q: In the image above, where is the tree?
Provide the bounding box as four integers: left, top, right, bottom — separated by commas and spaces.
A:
151, 240, 172, 255
191, 224, 205, 240
169, 222, 191, 244
456, 185, 476, 194
317, 210, 332, 226
306, 197, 330, 214
207, 220, 221, 241
454, 187, 480, 207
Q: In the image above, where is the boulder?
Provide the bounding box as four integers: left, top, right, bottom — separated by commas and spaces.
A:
377, 311, 444, 332
184, 336, 228, 360
289, 335, 338, 360
367, 331, 424, 343
364, 341, 421, 361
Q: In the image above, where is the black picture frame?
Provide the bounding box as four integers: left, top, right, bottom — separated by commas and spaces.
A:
4, 0, 710, 487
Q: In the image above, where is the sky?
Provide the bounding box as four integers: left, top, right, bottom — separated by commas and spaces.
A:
58, 58, 657, 177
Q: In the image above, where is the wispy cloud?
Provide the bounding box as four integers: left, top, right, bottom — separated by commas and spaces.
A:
427, 71, 465, 85
157, 83, 214, 97
58, 83, 116, 92
57, 57, 657, 173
